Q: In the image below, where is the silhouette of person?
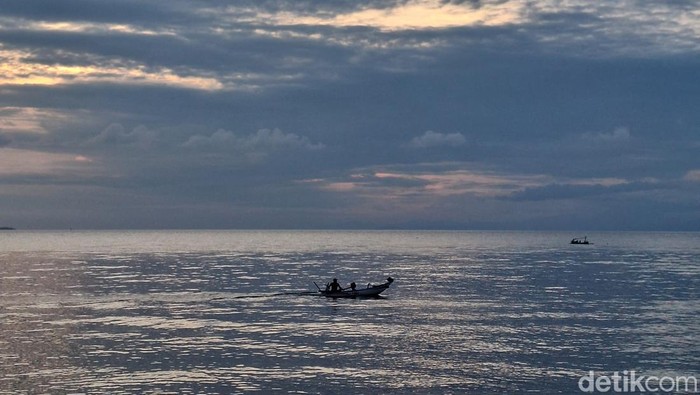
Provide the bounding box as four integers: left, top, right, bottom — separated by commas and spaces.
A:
349, 282, 357, 291
328, 278, 343, 292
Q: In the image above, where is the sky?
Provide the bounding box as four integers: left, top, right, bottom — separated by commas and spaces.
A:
1, 0, 699, 230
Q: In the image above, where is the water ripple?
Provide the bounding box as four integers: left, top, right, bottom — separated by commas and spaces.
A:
1, 231, 698, 393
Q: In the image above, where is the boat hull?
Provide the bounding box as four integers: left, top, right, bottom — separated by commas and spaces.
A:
319, 278, 393, 298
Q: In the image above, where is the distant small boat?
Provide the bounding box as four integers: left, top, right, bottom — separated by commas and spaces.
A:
570, 236, 591, 245
0, 227, 15, 230
315, 277, 394, 298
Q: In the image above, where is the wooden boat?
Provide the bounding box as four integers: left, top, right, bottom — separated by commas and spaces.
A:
570, 236, 591, 245
316, 277, 394, 298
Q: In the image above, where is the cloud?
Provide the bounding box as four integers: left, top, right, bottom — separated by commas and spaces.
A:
1, 1, 699, 229
522, 1, 700, 57
319, 172, 431, 193
182, 128, 324, 152
509, 183, 623, 202
0, 46, 224, 90
86, 123, 158, 149
265, 0, 522, 31
0, 147, 94, 177
0, 106, 69, 134
683, 169, 700, 182
581, 127, 631, 142
407, 131, 466, 148
310, 162, 661, 208
0, 0, 187, 25
311, 163, 550, 199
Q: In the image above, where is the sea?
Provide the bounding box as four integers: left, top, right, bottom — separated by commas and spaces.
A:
0, 230, 698, 394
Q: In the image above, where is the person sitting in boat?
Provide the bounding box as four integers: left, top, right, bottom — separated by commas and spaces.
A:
327, 278, 343, 292
349, 282, 356, 291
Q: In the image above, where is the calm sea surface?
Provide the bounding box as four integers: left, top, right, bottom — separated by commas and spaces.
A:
0, 231, 698, 394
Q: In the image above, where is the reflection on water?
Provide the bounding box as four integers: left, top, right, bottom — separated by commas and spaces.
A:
1, 231, 698, 393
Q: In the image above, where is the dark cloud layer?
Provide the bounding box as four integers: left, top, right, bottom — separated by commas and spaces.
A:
1, 0, 699, 230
